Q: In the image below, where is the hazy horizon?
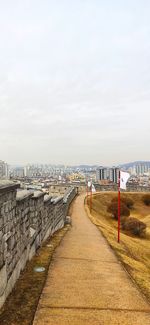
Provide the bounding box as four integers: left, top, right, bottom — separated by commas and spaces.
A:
6, 160, 150, 168
0, 1, 150, 165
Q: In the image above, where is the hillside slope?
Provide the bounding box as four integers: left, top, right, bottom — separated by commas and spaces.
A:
86, 192, 150, 302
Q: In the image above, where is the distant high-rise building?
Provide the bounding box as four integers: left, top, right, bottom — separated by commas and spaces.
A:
135, 163, 150, 175
13, 167, 24, 178
96, 166, 119, 184
0, 160, 9, 179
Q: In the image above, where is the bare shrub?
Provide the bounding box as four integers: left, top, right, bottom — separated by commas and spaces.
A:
142, 194, 150, 206
112, 196, 134, 209
107, 201, 130, 219
122, 217, 146, 237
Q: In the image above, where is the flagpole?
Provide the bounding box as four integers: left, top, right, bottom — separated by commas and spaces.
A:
86, 181, 88, 205
118, 170, 121, 243
90, 182, 92, 213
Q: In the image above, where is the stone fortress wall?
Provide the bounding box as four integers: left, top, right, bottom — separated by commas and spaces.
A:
51, 182, 150, 193
95, 184, 150, 192
0, 181, 77, 309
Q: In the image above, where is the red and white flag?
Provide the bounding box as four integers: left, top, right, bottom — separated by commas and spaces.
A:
88, 181, 92, 188
120, 171, 130, 190
91, 184, 96, 193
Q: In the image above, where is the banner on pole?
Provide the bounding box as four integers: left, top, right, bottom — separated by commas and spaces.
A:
120, 171, 130, 190
91, 184, 96, 193
88, 181, 92, 188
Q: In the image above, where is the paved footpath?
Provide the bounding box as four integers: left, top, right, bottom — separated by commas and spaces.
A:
33, 194, 150, 325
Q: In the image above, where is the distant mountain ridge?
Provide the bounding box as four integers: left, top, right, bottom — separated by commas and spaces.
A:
119, 161, 150, 169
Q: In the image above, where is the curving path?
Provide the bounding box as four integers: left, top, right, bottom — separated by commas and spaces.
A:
33, 194, 150, 325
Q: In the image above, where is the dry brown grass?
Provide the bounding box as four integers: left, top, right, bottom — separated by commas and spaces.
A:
86, 192, 150, 303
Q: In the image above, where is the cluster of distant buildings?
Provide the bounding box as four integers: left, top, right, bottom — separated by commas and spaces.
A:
0, 160, 9, 179
9, 164, 70, 180
1, 159, 150, 188
96, 163, 150, 186
96, 166, 119, 183
9, 164, 96, 181
127, 164, 150, 176
0, 161, 71, 181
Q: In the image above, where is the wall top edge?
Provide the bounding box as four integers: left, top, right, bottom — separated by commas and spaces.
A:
51, 196, 63, 205
16, 190, 34, 202
44, 194, 52, 203
31, 190, 45, 199
0, 180, 20, 193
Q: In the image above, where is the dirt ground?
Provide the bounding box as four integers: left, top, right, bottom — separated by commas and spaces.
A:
33, 194, 150, 325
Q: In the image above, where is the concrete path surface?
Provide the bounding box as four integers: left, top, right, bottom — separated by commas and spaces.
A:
33, 194, 150, 325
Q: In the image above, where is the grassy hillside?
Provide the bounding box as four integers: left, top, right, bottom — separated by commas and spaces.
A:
85, 192, 150, 302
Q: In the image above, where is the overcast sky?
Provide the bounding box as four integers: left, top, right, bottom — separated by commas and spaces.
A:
0, 0, 150, 166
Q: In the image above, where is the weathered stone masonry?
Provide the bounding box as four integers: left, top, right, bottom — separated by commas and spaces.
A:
0, 181, 77, 308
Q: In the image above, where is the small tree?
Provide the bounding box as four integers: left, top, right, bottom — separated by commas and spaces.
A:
142, 194, 150, 206
107, 201, 130, 219
122, 217, 146, 237
123, 197, 134, 209
112, 196, 134, 209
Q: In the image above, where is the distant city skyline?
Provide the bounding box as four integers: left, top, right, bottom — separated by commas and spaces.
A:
7, 160, 150, 181
6, 159, 150, 168
0, 1, 150, 165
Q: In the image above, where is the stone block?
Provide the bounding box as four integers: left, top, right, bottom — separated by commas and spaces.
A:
0, 217, 4, 229
0, 265, 7, 296
0, 231, 3, 241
